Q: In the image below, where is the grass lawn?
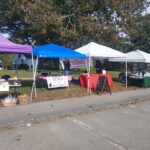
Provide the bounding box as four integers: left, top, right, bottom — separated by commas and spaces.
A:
0, 69, 141, 104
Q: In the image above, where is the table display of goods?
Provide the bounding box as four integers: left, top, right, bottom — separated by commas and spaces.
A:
1, 95, 17, 107
9, 78, 21, 86
18, 94, 29, 105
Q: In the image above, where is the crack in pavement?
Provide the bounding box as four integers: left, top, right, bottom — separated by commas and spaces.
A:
105, 136, 128, 150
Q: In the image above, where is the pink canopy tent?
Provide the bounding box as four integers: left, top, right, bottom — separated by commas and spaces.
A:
0, 34, 32, 53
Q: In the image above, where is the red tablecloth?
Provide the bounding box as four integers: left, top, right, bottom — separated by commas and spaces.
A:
79, 73, 113, 90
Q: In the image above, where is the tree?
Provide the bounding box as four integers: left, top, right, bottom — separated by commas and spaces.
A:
0, 0, 149, 52
0, 54, 14, 69
126, 15, 150, 52
0, 0, 60, 44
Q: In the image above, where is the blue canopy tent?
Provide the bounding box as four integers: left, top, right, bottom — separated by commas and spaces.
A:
31, 44, 86, 100
33, 44, 86, 59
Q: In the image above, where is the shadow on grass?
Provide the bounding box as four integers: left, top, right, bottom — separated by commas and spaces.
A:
71, 79, 80, 85
112, 77, 119, 82
0, 93, 8, 99
21, 80, 33, 87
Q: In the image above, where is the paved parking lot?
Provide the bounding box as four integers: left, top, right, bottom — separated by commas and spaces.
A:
0, 100, 150, 150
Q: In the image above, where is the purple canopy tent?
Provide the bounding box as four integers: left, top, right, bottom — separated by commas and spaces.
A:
0, 34, 32, 53
0, 34, 33, 102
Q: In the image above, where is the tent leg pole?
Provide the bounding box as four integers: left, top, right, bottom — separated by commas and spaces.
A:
30, 81, 35, 103
34, 81, 37, 96
30, 57, 38, 102
87, 55, 91, 94
85, 59, 89, 93
87, 57, 90, 93
89, 56, 91, 94
30, 52, 35, 103
125, 58, 128, 88
34, 57, 39, 97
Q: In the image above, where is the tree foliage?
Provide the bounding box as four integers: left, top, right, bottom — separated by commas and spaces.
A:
126, 15, 150, 52
0, 0, 149, 52
0, 54, 14, 69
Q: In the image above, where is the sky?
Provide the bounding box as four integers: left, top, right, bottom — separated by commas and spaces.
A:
142, 0, 150, 15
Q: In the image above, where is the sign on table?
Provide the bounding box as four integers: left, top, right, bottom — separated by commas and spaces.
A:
46, 76, 69, 89
0, 81, 9, 91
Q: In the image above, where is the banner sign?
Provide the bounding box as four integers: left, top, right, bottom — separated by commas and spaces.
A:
47, 76, 69, 89
0, 81, 9, 91
70, 59, 87, 69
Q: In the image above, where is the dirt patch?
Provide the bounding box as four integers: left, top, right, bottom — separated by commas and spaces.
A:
32, 81, 141, 102
32, 84, 90, 103
0, 125, 14, 131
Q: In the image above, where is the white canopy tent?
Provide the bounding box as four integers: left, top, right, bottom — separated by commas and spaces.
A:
109, 50, 150, 63
75, 42, 126, 91
109, 50, 150, 88
76, 42, 125, 58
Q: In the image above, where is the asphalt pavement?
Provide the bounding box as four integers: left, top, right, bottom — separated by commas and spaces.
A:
0, 88, 150, 128
1, 97, 150, 150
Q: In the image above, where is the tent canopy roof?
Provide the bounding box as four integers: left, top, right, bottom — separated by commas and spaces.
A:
109, 50, 150, 63
33, 44, 86, 59
0, 34, 32, 53
75, 42, 125, 58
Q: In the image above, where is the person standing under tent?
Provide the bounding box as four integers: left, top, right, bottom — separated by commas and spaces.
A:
63, 59, 71, 75
119, 70, 126, 83
95, 60, 103, 74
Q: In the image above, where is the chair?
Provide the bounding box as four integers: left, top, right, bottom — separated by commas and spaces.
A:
119, 72, 126, 83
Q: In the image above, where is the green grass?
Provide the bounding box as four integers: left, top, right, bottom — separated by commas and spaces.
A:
0, 70, 34, 78
0, 69, 120, 79
108, 71, 120, 82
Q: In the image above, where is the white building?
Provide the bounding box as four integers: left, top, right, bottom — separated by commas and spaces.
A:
0, 59, 4, 70
12, 54, 36, 70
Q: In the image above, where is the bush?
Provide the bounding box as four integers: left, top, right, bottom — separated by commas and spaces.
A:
7, 65, 12, 70
18, 64, 29, 70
